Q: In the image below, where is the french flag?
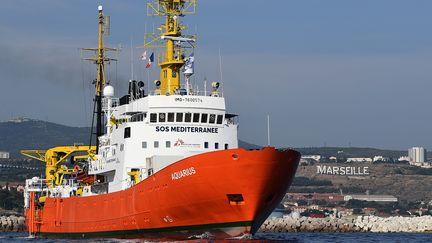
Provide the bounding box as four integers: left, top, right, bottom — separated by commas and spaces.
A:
146, 52, 154, 68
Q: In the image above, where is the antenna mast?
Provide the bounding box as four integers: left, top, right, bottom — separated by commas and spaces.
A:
267, 115, 271, 146
145, 0, 197, 95
81, 5, 117, 152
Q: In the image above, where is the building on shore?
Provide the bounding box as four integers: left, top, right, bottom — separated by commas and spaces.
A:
301, 155, 322, 162
300, 155, 322, 165
0, 182, 24, 192
408, 147, 431, 168
372, 156, 390, 162
347, 157, 373, 163
287, 193, 345, 202
408, 147, 426, 163
0, 151, 10, 159
344, 194, 398, 202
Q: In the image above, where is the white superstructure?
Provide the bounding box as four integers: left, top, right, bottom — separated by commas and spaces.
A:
88, 86, 238, 193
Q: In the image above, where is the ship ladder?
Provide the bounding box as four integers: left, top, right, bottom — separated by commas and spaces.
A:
28, 192, 42, 237
28, 192, 36, 237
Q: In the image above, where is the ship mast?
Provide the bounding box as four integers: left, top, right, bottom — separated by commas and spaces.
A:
145, 0, 196, 95
82, 5, 117, 152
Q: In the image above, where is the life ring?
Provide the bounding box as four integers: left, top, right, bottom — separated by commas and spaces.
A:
74, 165, 81, 171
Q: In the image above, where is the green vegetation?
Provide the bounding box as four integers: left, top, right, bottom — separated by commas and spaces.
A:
0, 189, 23, 213
291, 176, 332, 186
0, 159, 44, 182
289, 186, 366, 194
344, 199, 432, 216
403, 166, 432, 175
0, 120, 92, 158
289, 187, 339, 193
300, 209, 327, 217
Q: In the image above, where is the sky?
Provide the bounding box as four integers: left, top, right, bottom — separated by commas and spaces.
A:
1, 0, 432, 150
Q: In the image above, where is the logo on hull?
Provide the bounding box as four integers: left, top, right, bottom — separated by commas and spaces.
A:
174, 139, 185, 146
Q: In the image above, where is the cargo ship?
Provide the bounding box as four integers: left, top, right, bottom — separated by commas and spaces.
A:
22, 1, 300, 240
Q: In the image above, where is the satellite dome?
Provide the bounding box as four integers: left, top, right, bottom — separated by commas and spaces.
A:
103, 85, 114, 97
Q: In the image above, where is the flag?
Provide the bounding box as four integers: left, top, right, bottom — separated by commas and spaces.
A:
146, 52, 154, 68
140, 51, 147, 61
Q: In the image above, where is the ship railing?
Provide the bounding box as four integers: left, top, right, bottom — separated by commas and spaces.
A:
147, 83, 224, 97
64, 178, 79, 188
24, 178, 49, 208
102, 97, 120, 110
25, 178, 49, 192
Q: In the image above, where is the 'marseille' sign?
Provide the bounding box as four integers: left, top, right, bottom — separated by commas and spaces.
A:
316, 165, 370, 176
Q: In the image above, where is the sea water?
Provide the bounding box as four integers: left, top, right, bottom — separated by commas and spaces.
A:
0, 232, 431, 243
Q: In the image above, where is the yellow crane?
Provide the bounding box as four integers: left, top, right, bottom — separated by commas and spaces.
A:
21, 145, 96, 188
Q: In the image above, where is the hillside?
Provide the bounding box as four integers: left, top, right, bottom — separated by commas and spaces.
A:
0, 119, 93, 157
295, 147, 407, 158
293, 163, 432, 202
0, 119, 259, 158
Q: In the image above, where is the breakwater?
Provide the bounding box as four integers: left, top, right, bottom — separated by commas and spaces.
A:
2, 214, 432, 233
0, 215, 25, 232
259, 215, 432, 233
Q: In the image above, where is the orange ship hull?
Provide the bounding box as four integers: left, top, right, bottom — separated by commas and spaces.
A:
26, 147, 300, 240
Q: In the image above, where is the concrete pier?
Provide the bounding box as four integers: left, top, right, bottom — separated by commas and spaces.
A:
259, 215, 432, 233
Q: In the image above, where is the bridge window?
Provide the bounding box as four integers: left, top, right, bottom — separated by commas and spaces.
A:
142, 142, 147, 149
168, 113, 175, 122
215, 143, 219, 149
193, 113, 200, 123
131, 113, 146, 122
159, 113, 166, 122
150, 113, 157, 123
166, 141, 171, 148
217, 115, 223, 124
154, 141, 159, 148
176, 113, 183, 122
209, 114, 216, 124
124, 127, 131, 138
204, 142, 209, 149
201, 113, 208, 123
185, 113, 192, 122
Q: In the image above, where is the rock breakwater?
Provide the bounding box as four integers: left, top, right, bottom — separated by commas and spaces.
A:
0, 215, 25, 232
259, 215, 432, 233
